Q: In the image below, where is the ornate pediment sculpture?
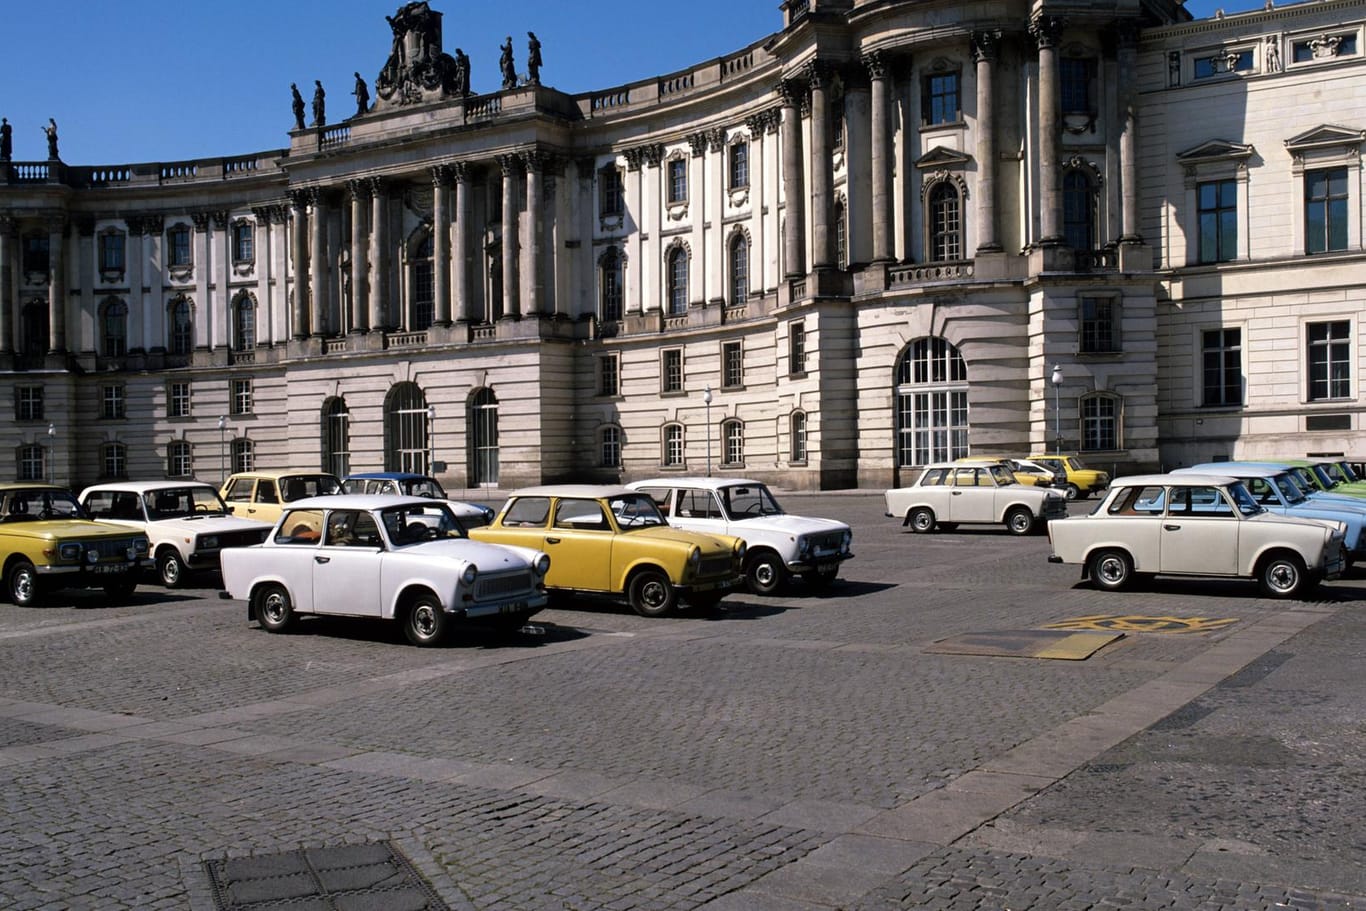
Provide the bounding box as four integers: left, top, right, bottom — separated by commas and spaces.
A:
374, 2, 469, 109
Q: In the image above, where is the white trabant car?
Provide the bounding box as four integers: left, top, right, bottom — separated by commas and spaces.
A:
884, 461, 1068, 536
627, 477, 853, 594
79, 481, 273, 587
1047, 473, 1346, 599
219, 494, 550, 646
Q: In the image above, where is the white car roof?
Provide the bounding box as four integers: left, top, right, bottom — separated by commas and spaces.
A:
629, 478, 767, 491
1174, 464, 1282, 478
283, 494, 455, 511
1110, 473, 1241, 487
81, 480, 217, 496
505, 485, 639, 498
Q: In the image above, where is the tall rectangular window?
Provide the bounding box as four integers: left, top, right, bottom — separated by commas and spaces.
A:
99, 233, 125, 272
1202, 328, 1243, 407
168, 381, 191, 418
661, 348, 683, 394
1306, 168, 1349, 254
1198, 179, 1237, 263
598, 354, 619, 397
722, 341, 743, 390
600, 426, 621, 468
663, 424, 684, 467
16, 386, 43, 421
729, 142, 749, 189
1079, 297, 1120, 354
1060, 58, 1096, 113
232, 379, 253, 415
232, 222, 254, 263
102, 385, 126, 419
600, 168, 624, 217
921, 72, 960, 125
1307, 320, 1351, 401
168, 225, 192, 268
789, 322, 807, 376
667, 158, 688, 204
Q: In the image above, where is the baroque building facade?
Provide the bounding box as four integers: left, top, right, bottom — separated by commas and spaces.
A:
0, 0, 1363, 493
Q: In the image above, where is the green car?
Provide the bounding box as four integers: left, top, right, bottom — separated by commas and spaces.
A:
1279, 460, 1366, 499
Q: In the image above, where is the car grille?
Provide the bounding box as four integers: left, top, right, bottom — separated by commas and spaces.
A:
214, 529, 270, 549
474, 571, 535, 602
86, 538, 138, 561
698, 555, 734, 579
807, 531, 847, 555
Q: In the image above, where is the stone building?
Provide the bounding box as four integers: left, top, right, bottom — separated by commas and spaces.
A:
0, 0, 1362, 493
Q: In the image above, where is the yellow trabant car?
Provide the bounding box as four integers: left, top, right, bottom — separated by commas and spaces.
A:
955, 456, 1061, 489
0, 483, 151, 606
470, 485, 746, 616
1027, 453, 1111, 500
219, 471, 342, 526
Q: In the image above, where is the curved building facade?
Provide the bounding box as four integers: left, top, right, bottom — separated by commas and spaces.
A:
1, 0, 1363, 492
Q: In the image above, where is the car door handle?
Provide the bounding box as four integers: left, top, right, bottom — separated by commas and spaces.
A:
546, 537, 561, 544
951, 491, 963, 496
314, 555, 330, 564
1163, 524, 1181, 531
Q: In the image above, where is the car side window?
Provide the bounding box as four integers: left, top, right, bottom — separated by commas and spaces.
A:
554, 499, 609, 530
636, 487, 673, 517
224, 478, 254, 501
920, 468, 948, 487
1110, 485, 1166, 515
678, 489, 720, 519
502, 497, 550, 527
276, 509, 324, 544
326, 510, 381, 547
255, 481, 279, 504
84, 491, 116, 518
952, 468, 978, 487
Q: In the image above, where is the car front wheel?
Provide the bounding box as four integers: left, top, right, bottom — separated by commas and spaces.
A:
908, 508, 936, 534
404, 594, 449, 646
744, 552, 786, 595
255, 583, 296, 633
8, 561, 41, 607
1005, 507, 1035, 536
1259, 553, 1307, 599
628, 569, 677, 617
1089, 549, 1133, 592
157, 549, 186, 588
1063, 483, 1080, 500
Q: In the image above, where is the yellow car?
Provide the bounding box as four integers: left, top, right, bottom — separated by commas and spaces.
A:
219, 471, 343, 526
0, 483, 151, 606
469, 485, 745, 616
1027, 453, 1111, 500
956, 456, 1060, 489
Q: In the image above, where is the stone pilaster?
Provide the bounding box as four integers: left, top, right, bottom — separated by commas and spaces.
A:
866, 53, 894, 263
47, 216, 66, 353
1031, 16, 1065, 245
498, 154, 521, 320
431, 165, 453, 326
973, 30, 1003, 253
452, 162, 474, 323
347, 180, 370, 332
807, 61, 835, 271
779, 79, 806, 278
287, 190, 310, 338
522, 150, 545, 317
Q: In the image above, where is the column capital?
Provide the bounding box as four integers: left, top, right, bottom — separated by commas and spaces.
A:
863, 51, 889, 81
211, 210, 230, 231
430, 164, 455, 187
286, 188, 311, 209
777, 78, 807, 110
450, 160, 471, 183
364, 176, 387, 197
521, 149, 549, 173
805, 59, 835, 92
1029, 15, 1065, 51
191, 212, 211, 232
497, 153, 522, 177
971, 29, 1004, 63
688, 131, 709, 158
346, 179, 372, 201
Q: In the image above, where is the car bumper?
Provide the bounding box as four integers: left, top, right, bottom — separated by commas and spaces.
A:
457, 591, 549, 619
37, 559, 152, 579
677, 575, 741, 594
787, 552, 854, 573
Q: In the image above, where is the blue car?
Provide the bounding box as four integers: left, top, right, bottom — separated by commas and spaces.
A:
1178, 462, 1366, 566
341, 472, 496, 527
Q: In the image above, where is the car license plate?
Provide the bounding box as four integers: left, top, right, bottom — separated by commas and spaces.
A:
498, 601, 527, 614
817, 562, 837, 573
92, 564, 128, 575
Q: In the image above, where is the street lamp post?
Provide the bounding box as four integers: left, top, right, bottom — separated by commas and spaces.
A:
217, 416, 228, 485
426, 404, 437, 475
703, 386, 713, 477
1050, 364, 1064, 453
46, 423, 55, 485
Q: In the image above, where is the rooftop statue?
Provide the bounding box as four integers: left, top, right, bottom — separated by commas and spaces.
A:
374, 1, 465, 108
43, 118, 59, 160
500, 35, 516, 89
0, 118, 11, 161
291, 83, 305, 130
527, 31, 542, 86
352, 72, 370, 117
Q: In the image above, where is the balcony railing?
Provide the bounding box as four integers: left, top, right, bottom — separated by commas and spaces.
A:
888, 260, 975, 287
1075, 248, 1118, 272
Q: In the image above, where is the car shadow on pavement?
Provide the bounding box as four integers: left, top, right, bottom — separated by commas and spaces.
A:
256, 614, 591, 649
1068, 576, 1366, 602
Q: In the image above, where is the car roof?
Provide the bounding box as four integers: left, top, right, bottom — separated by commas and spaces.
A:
629, 477, 766, 491
508, 484, 639, 498
0, 482, 69, 492
1111, 473, 1241, 486
81, 480, 216, 494
282, 494, 452, 511
343, 472, 432, 481
1178, 463, 1282, 478
226, 471, 340, 481
921, 462, 1011, 470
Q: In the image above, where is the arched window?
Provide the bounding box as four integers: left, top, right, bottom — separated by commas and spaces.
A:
729, 234, 749, 305
321, 397, 350, 478
101, 442, 127, 480
895, 337, 969, 468
384, 382, 430, 473
928, 182, 962, 262
100, 297, 128, 357
231, 438, 255, 473
662, 423, 684, 467
1080, 392, 1121, 451
468, 388, 499, 485
722, 420, 744, 467
167, 440, 192, 478
666, 246, 688, 315
790, 411, 808, 463
600, 247, 624, 321
600, 425, 622, 468
233, 292, 256, 352
17, 443, 45, 481
168, 297, 193, 356
1063, 169, 1098, 251
411, 233, 434, 331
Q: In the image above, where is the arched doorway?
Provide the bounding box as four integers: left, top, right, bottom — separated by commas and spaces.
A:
895, 337, 968, 469
468, 387, 499, 486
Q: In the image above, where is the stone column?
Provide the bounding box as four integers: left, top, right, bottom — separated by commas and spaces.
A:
368, 178, 387, 331
452, 162, 473, 322
308, 188, 329, 336
0, 216, 13, 354
347, 181, 369, 332
499, 154, 521, 320
1117, 25, 1141, 244
523, 150, 545, 317
779, 79, 806, 278
47, 216, 66, 352
808, 61, 835, 271
288, 190, 309, 338
430, 165, 452, 326
866, 54, 894, 263
973, 30, 1003, 254
1032, 16, 1064, 245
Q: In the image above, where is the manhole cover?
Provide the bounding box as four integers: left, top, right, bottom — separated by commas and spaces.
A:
204, 841, 449, 910
926, 629, 1122, 660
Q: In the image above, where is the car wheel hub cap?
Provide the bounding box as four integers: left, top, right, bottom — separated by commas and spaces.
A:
263, 596, 285, 623
414, 607, 437, 636
643, 582, 666, 606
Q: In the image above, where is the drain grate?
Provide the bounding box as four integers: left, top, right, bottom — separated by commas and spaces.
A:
203, 840, 450, 910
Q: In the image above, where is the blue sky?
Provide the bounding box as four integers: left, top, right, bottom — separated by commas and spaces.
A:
1, 0, 1260, 164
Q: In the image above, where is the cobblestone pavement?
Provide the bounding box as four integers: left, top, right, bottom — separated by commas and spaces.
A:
1, 493, 1363, 909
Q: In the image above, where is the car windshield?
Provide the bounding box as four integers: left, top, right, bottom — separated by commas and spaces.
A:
1308, 464, 1337, 489
718, 484, 785, 520
1273, 474, 1307, 505
1339, 462, 1361, 482
2, 489, 87, 521
281, 475, 342, 501
401, 477, 446, 498
608, 493, 669, 530
1067, 456, 1090, 470
379, 503, 467, 546
143, 486, 227, 519
987, 464, 1016, 485
1321, 462, 1352, 485
1227, 481, 1264, 516
1285, 467, 1318, 494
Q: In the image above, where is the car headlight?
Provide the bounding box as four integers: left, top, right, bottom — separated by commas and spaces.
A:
59, 542, 82, 562
534, 553, 551, 576
688, 548, 701, 574
86, 548, 99, 564
482, 507, 496, 523
135, 538, 149, 554
462, 564, 478, 585
200, 535, 219, 550
796, 536, 811, 558
125, 544, 137, 560
735, 541, 747, 562
842, 530, 853, 552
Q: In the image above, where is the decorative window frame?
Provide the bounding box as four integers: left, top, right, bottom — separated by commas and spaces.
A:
661, 422, 686, 469
166, 439, 193, 479
231, 437, 256, 474
599, 162, 625, 230
663, 239, 691, 315
232, 290, 258, 352
231, 377, 254, 416
1284, 124, 1365, 256
101, 441, 128, 480
664, 150, 690, 220
599, 424, 623, 469
1061, 155, 1105, 251
97, 227, 126, 284
1194, 322, 1247, 410
1301, 315, 1355, 404
660, 346, 685, 396
727, 226, 752, 304
99, 295, 129, 359
721, 339, 744, 390
101, 383, 127, 420
1077, 292, 1123, 356
919, 165, 969, 263
789, 410, 808, 465
167, 380, 192, 419
1078, 391, 1124, 452
597, 352, 621, 398
1189, 42, 1259, 82
167, 293, 195, 357
1059, 44, 1099, 133
721, 418, 745, 468
165, 222, 194, 281
1288, 27, 1361, 69
230, 217, 256, 275
727, 133, 751, 206
1177, 139, 1254, 265
597, 245, 627, 322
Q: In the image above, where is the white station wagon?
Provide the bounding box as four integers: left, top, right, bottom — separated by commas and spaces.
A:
80, 481, 272, 587
884, 462, 1068, 536
1047, 473, 1346, 599
220, 494, 551, 646
629, 478, 853, 594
